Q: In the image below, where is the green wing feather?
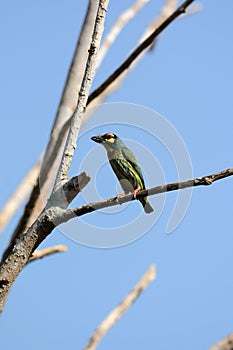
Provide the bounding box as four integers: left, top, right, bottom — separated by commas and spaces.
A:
109, 145, 154, 214
122, 147, 145, 189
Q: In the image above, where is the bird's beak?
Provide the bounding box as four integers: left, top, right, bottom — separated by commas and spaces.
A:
91, 135, 105, 143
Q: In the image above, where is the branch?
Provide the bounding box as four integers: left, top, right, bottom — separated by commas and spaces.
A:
54, 0, 109, 186
28, 245, 68, 263
87, 0, 196, 105
209, 333, 233, 350
84, 265, 156, 350
61, 168, 233, 221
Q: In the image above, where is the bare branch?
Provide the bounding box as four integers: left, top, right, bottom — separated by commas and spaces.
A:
28, 245, 68, 263
84, 265, 156, 350
209, 333, 233, 350
61, 168, 233, 221
0, 161, 40, 234
54, 0, 110, 187
87, 0, 196, 105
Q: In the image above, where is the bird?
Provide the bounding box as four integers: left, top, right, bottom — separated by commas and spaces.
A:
91, 133, 153, 214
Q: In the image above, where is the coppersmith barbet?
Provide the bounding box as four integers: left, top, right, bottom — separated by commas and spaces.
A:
91, 133, 153, 214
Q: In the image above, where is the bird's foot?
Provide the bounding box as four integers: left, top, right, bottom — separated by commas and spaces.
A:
116, 193, 125, 203
133, 188, 140, 199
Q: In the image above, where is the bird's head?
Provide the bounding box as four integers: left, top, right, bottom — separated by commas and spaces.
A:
91, 133, 124, 151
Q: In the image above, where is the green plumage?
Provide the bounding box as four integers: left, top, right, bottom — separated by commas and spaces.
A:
91, 133, 153, 214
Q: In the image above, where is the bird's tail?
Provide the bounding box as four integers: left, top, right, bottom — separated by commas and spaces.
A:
140, 197, 154, 214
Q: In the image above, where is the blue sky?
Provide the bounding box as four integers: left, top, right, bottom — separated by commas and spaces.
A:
0, 1, 233, 349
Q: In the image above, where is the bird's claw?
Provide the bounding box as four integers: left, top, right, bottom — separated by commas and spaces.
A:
133, 188, 140, 199
116, 193, 125, 204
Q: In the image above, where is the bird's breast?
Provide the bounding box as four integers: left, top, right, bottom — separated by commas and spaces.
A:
107, 150, 116, 159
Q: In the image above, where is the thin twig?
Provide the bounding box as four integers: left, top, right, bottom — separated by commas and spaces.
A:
28, 245, 68, 263
209, 333, 233, 350
87, 0, 196, 105
84, 265, 156, 350
61, 168, 233, 221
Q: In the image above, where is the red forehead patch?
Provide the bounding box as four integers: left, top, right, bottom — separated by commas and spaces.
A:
104, 133, 115, 140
